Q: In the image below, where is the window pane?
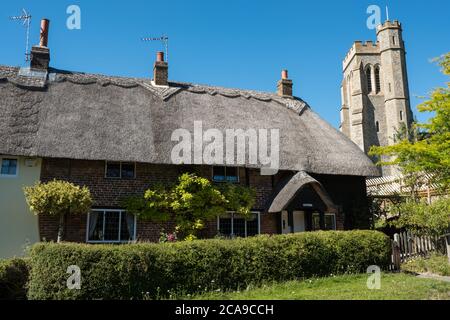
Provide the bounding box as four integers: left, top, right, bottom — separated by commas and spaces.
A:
219, 217, 232, 236
121, 163, 135, 179
246, 214, 259, 237
233, 218, 246, 237
106, 162, 121, 178
1, 159, 17, 175
213, 166, 226, 182
120, 213, 135, 241
88, 211, 104, 241
312, 213, 321, 231
104, 211, 120, 241
226, 167, 238, 183
325, 214, 336, 231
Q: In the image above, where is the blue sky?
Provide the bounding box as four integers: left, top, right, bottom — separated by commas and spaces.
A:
1, 0, 449, 127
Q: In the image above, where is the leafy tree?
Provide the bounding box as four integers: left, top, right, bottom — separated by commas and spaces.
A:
369, 53, 450, 193
24, 180, 92, 242
124, 173, 256, 240
390, 198, 450, 262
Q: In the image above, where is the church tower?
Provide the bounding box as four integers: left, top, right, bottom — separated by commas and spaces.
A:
340, 20, 413, 176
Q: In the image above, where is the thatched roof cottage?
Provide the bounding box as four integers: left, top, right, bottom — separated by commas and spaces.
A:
0, 19, 378, 252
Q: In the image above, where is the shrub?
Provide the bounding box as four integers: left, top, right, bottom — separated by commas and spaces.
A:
0, 258, 30, 300
27, 230, 391, 300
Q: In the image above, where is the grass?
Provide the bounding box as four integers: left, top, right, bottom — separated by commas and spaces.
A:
402, 254, 450, 276
186, 273, 450, 300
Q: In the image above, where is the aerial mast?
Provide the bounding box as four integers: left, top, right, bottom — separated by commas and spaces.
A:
10, 8, 32, 62
142, 35, 169, 62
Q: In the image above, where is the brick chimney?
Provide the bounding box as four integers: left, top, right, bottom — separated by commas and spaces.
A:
30, 19, 50, 71
277, 69, 293, 97
153, 51, 168, 86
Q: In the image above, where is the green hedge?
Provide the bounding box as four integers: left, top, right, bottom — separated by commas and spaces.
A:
0, 258, 30, 300
28, 231, 391, 300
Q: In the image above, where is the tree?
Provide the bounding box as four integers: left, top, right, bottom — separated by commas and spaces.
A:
24, 180, 92, 242
124, 173, 256, 240
369, 53, 450, 193
390, 198, 450, 262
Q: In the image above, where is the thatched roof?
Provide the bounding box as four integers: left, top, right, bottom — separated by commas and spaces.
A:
268, 171, 337, 213
0, 65, 379, 177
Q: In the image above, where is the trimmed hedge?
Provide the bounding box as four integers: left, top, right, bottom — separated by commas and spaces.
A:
0, 258, 30, 300
28, 231, 391, 300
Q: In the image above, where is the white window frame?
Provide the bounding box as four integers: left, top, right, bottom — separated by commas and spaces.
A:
216, 211, 260, 237
0, 156, 19, 178
212, 166, 240, 183
311, 212, 336, 231
104, 161, 136, 179
86, 209, 137, 243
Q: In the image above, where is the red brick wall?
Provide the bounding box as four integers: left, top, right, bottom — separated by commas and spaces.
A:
260, 213, 279, 234
38, 159, 275, 242
38, 158, 362, 243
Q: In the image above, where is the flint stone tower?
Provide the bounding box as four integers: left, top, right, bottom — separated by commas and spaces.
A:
340, 20, 413, 176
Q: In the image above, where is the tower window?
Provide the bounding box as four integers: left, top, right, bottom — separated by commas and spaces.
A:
366, 67, 372, 93
392, 36, 396, 45
400, 110, 403, 121
388, 83, 392, 92
376, 121, 380, 133
375, 67, 381, 93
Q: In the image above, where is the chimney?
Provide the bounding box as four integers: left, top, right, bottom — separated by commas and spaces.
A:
30, 19, 51, 71
277, 69, 293, 97
153, 51, 168, 86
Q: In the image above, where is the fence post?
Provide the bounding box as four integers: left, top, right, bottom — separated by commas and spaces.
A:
392, 233, 401, 271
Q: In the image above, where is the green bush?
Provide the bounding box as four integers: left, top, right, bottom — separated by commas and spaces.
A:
0, 258, 30, 300
27, 230, 391, 300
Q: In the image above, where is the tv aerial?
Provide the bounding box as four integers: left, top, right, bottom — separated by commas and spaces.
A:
142, 35, 169, 61
10, 8, 32, 62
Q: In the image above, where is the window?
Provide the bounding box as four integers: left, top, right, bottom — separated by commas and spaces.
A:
376, 121, 380, 133
312, 213, 321, 231
366, 67, 372, 93
324, 214, 336, 231
374, 66, 381, 93
217, 212, 260, 238
400, 110, 403, 121
212, 166, 239, 183
392, 36, 396, 45
87, 210, 136, 243
1, 158, 18, 177
105, 161, 135, 179
388, 83, 392, 92
311, 213, 336, 231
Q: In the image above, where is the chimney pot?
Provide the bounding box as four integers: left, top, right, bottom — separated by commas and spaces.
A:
39, 19, 50, 47
281, 69, 288, 80
156, 51, 164, 62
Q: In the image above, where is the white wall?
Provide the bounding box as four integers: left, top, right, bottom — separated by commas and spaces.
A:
0, 156, 41, 258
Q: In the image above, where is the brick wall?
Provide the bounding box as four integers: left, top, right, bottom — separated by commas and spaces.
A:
39, 159, 281, 242
38, 158, 367, 242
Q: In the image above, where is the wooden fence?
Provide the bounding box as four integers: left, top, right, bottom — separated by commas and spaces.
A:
390, 231, 439, 270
